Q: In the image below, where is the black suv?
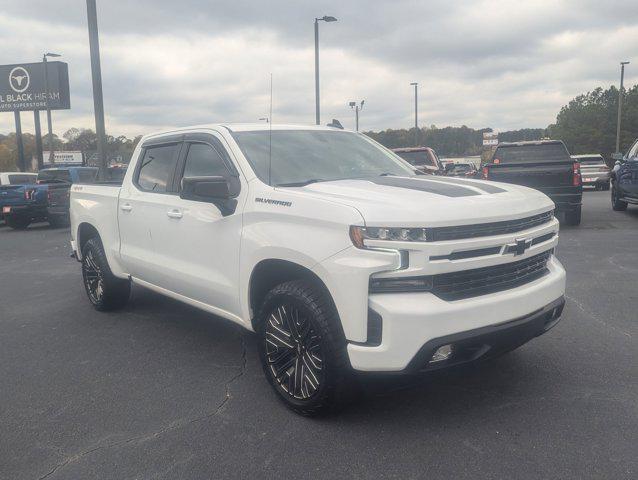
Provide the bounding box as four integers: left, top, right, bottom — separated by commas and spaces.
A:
611, 138, 638, 211
482, 140, 582, 225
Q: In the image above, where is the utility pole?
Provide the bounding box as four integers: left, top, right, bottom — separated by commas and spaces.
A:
314, 15, 337, 125
615, 61, 630, 154
86, 0, 108, 180
410, 82, 418, 146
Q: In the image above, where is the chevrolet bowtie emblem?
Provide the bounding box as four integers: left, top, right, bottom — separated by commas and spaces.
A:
506, 238, 532, 256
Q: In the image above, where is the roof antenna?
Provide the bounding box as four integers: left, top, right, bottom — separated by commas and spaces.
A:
268, 72, 273, 186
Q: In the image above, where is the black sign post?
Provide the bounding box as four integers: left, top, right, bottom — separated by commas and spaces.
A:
13, 111, 25, 171
34, 111, 44, 169
0, 61, 70, 171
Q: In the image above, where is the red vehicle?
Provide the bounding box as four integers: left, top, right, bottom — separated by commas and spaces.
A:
392, 147, 443, 175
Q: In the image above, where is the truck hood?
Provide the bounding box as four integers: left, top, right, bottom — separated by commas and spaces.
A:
278, 176, 554, 227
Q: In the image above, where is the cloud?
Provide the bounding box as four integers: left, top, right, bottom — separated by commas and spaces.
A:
0, 0, 636, 138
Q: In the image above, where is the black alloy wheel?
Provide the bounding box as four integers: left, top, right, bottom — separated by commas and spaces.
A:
82, 248, 105, 305
264, 303, 324, 400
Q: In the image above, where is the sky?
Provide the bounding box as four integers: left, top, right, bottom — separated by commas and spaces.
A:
0, 0, 636, 138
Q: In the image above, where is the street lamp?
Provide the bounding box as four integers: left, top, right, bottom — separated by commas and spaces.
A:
410, 82, 418, 146
349, 100, 364, 131
314, 15, 337, 125
615, 61, 630, 154
43, 52, 61, 164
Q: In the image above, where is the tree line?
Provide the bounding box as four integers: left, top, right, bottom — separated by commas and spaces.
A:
1, 83, 636, 171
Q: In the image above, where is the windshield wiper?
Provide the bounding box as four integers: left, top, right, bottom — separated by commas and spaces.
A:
378, 172, 397, 176
277, 179, 325, 187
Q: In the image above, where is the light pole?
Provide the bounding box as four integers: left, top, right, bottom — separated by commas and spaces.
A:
410, 82, 418, 146
43, 52, 61, 164
615, 61, 630, 154
349, 100, 364, 131
314, 15, 337, 125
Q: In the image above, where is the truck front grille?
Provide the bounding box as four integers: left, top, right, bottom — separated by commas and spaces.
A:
432, 250, 552, 300
427, 210, 553, 242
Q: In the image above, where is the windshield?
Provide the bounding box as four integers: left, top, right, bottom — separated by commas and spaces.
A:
232, 130, 415, 186
395, 150, 436, 167
493, 143, 570, 164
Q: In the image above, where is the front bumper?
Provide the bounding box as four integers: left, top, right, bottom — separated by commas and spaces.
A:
347, 255, 566, 372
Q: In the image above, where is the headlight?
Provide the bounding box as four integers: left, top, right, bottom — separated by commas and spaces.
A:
350, 225, 427, 248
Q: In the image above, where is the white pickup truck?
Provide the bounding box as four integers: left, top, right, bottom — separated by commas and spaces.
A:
70, 124, 566, 415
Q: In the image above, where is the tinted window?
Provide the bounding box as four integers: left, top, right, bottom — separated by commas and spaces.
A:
77, 168, 98, 183
396, 151, 435, 167
493, 143, 570, 164
37, 170, 71, 183
8, 174, 36, 185
232, 130, 414, 186
183, 143, 229, 178
137, 144, 178, 192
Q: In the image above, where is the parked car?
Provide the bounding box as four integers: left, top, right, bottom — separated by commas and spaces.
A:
0, 172, 37, 222
482, 140, 582, 226
445, 162, 477, 177
611, 138, 638, 211
392, 147, 444, 175
2, 166, 97, 229
70, 124, 565, 415
571, 154, 610, 190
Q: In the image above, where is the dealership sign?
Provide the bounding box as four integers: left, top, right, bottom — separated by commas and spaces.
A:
483, 131, 498, 146
0, 62, 70, 112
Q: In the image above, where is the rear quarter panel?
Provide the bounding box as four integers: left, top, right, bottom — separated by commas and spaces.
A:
70, 184, 127, 277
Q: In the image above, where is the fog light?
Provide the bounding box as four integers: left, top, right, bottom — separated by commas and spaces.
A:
429, 344, 454, 363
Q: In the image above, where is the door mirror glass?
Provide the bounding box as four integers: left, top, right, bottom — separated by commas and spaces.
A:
180, 176, 230, 202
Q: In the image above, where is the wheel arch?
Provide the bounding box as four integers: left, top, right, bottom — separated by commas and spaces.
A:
76, 222, 101, 259
248, 259, 336, 331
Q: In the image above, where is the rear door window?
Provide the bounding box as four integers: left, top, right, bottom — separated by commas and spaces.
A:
137, 144, 179, 193
494, 143, 571, 163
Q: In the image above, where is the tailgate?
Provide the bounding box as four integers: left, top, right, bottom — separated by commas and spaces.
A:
47, 185, 71, 207
487, 161, 573, 190
0, 185, 30, 209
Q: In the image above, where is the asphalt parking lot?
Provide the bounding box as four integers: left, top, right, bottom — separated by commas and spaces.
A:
1, 190, 636, 480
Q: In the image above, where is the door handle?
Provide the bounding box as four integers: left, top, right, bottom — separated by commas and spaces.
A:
166, 209, 183, 219
120, 203, 133, 212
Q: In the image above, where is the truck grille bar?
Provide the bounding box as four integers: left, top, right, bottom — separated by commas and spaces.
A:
427, 210, 553, 242
432, 250, 552, 300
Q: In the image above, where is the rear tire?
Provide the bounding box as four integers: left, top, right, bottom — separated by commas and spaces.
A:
612, 187, 628, 211
6, 215, 30, 230
81, 237, 130, 311
256, 280, 355, 416
564, 207, 581, 226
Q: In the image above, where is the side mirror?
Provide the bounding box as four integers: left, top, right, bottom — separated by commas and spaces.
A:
611, 153, 624, 162
180, 176, 231, 202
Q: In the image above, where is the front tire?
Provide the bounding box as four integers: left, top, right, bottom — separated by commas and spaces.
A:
257, 280, 354, 416
612, 186, 628, 211
81, 237, 130, 311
